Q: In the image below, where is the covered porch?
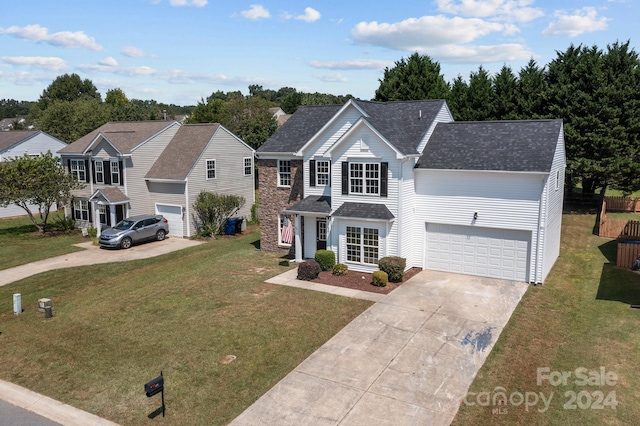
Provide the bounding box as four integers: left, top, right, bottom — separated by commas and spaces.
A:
88, 187, 130, 236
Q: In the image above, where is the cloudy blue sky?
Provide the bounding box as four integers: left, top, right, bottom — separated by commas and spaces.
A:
0, 0, 636, 106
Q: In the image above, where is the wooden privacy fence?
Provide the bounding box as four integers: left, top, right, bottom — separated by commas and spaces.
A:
604, 196, 640, 212
598, 200, 640, 239
617, 240, 640, 269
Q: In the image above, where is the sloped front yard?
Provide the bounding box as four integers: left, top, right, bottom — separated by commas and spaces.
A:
0, 228, 372, 425
452, 212, 640, 426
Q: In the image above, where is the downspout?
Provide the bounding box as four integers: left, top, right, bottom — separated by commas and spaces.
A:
294, 214, 302, 262
185, 179, 190, 238
534, 176, 546, 284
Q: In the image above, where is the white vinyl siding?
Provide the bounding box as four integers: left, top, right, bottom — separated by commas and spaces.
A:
416, 104, 455, 153
0, 131, 66, 160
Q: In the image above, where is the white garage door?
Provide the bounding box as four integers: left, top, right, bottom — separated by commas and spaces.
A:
425, 223, 530, 282
156, 204, 183, 238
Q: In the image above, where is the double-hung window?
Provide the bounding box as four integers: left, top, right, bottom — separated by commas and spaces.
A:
349, 162, 379, 195
278, 160, 291, 187
243, 157, 252, 176
73, 199, 89, 221
95, 161, 104, 184
110, 161, 120, 185
70, 159, 86, 181
346, 226, 379, 265
98, 204, 107, 225
316, 161, 330, 186
206, 159, 216, 179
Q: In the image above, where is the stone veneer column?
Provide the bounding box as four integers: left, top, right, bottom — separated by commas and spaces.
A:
258, 159, 303, 253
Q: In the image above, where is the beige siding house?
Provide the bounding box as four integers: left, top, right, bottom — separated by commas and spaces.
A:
58, 121, 254, 239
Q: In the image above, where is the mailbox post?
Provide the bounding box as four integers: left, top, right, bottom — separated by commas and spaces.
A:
144, 371, 165, 417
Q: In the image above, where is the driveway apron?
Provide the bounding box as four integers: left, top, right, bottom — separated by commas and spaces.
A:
230, 269, 528, 426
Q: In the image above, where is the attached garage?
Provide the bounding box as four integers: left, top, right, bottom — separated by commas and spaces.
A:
425, 223, 530, 282
156, 204, 184, 238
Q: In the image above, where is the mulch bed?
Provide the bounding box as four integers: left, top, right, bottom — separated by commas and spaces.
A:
310, 267, 422, 294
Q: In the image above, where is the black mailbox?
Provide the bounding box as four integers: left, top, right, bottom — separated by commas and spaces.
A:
145, 375, 164, 397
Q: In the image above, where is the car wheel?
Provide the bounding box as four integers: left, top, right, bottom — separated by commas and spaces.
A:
156, 229, 166, 241
121, 237, 133, 249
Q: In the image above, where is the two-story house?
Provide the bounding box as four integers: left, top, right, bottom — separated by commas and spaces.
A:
257, 99, 565, 284
58, 121, 255, 238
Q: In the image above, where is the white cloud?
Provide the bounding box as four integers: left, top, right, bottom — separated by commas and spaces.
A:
121, 46, 153, 58
427, 43, 534, 63
240, 4, 271, 20
99, 57, 118, 67
2, 56, 67, 72
542, 7, 610, 37
169, 0, 207, 6
436, 0, 544, 22
296, 7, 321, 22
352, 15, 505, 49
313, 73, 347, 83
0, 24, 102, 51
308, 59, 392, 70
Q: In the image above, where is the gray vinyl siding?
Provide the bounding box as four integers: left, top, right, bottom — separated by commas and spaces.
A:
92, 140, 119, 159
186, 128, 255, 237
126, 123, 181, 216
414, 170, 545, 281
304, 107, 363, 197
330, 126, 400, 265
415, 104, 454, 153
1, 132, 66, 160
541, 131, 566, 282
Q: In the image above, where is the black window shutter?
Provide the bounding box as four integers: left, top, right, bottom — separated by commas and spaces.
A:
309, 160, 316, 187
92, 160, 96, 183
67, 159, 71, 173
104, 163, 111, 185
380, 162, 388, 197
88, 203, 92, 222
84, 160, 90, 182
119, 161, 124, 186
341, 162, 349, 195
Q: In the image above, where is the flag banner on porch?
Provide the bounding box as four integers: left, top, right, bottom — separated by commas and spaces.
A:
281, 216, 294, 244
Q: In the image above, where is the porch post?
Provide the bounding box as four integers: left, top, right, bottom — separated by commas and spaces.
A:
294, 214, 302, 262
94, 202, 101, 236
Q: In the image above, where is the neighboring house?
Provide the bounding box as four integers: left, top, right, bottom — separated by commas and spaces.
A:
58, 121, 254, 238
0, 130, 67, 218
257, 99, 565, 284
269, 107, 291, 126
1, 117, 31, 132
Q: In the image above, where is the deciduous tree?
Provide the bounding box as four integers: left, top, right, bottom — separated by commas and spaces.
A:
0, 152, 84, 232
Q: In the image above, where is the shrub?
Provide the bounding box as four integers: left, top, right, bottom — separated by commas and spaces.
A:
378, 256, 406, 282
315, 250, 336, 271
297, 260, 321, 280
372, 270, 388, 287
332, 263, 348, 276
50, 215, 75, 232
192, 191, 245, 237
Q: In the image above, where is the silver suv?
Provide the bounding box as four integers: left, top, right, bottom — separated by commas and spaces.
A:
99, 215, 169, 249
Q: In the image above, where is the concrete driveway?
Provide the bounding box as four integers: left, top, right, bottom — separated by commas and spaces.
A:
0, 237, 202, 287
230, 270, 529, 426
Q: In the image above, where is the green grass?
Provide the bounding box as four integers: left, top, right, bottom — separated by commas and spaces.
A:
0, 213, 86, 270
0, 227, 372, 425
452, 212, 640, 425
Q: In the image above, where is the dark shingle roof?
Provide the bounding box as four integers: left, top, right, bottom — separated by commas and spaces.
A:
285, 196, 331, 214
332, 202, 395, 220
258, 104, 342, 153
0, 130, 39, 151
416, 120, 563, 172
146, 124, 221, 180
59, 121, 176, 154
257, 99, 447, 155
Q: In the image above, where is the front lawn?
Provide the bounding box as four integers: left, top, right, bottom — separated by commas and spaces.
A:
452, 212, 640, 425
0, 228, 372, 425
0, 212, 86, 270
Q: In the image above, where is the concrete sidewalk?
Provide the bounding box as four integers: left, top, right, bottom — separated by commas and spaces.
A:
0, 381, 118, 426
230, 270, 528, 426
0, 237, 202, 287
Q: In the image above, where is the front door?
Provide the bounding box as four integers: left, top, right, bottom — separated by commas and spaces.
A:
316, 218, 327, 250
116, 204, 125, 223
